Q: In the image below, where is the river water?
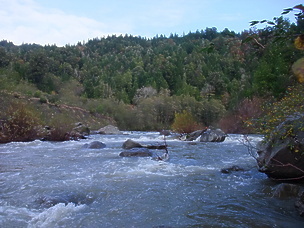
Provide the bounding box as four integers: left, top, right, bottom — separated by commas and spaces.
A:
0, 132, 303, 227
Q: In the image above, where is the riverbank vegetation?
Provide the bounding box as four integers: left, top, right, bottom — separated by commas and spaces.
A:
0, 5, 303, 142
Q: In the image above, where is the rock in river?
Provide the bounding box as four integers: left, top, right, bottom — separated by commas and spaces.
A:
83, 141, 106, 149
119, 148, 153, 157
122, 139, 143, 149
97, 125, 121, 135
122, 139, 167, 150
182, 128, 226, 142
221, 165, 244, 174
36, 192, 94, 208
199, 128, 226, 142
257, 113, 304, 180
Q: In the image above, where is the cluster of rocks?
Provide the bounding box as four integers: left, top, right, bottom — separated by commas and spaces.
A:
82, 138, 169, 161
96, 125, 122, 135
75, 124, 123, 136
81, 127, 228, 161
74, 124, 122, 137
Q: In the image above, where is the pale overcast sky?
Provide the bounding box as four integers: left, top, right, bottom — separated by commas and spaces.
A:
0, 0, 300, 46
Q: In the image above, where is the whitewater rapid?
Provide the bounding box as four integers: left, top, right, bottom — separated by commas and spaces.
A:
1, 132, 303, 227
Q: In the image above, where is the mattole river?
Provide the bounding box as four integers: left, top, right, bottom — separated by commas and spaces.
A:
1, 132, 304, 227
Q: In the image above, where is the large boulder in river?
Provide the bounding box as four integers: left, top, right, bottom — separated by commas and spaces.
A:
97, 125, 121, 135
257, 113, 304, 180
185, 129, 207, 141
182, 128, 226, 142
199, 128, 226, 142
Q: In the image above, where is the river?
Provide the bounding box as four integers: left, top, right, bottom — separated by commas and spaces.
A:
0, 132, 304, 227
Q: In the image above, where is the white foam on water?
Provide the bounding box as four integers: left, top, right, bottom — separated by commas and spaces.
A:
102, 157, 217, 178
0, 205, 36, 227
223, 134, 263, 145
28, 203, 85, 228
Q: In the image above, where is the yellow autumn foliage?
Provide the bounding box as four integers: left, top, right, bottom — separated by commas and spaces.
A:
171, 110, 202, 133
293, 35, 304, 83
294, 35, 304, 50
292, 57, 304, 83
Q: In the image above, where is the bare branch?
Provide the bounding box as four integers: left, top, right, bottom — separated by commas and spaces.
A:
268, 158, 304, 181
240, 134, 259, 160
252, 37, 265, 49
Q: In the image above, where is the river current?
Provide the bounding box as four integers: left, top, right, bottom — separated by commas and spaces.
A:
0, 132, 304, 227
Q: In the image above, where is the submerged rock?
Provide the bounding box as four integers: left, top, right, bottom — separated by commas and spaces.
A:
221, 165, 244, 174
152, 151, 169, 161
146, 145, 167, 149
271, 183, 304, 217
83, 141, 106, 149
36, 192, 94, 208
295, 191, 304, 217
272, 183, 301, 199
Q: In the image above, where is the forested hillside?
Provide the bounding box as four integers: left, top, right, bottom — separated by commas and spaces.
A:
1, 8, 304, 136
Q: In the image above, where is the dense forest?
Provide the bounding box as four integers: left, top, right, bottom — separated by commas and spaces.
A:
1, 6, 304, 141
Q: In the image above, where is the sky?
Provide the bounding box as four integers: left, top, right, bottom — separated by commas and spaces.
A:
0, 0, 301, 46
